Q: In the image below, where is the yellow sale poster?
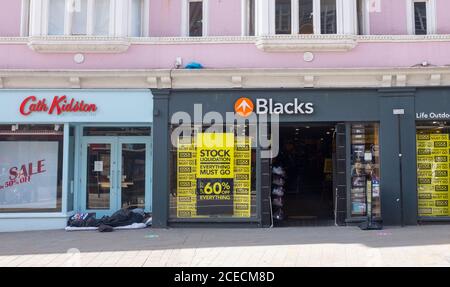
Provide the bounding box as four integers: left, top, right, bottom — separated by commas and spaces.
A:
176, 133, 252, 218
416, 133, 450, 217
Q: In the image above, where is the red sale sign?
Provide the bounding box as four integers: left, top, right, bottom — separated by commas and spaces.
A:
0, 142, 58, 209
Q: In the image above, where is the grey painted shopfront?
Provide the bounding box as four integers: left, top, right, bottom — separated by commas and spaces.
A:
151, 88, 450, 228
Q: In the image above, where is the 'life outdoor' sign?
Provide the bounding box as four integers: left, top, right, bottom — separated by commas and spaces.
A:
20, 95, 98, 116
416, 112, 450, 120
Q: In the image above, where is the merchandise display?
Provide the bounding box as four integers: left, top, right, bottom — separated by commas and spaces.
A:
350, 124, 381, 217
271, 165, 287, 222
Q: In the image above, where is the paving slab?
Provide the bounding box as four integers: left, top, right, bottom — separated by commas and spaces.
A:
1, 225, 450, 267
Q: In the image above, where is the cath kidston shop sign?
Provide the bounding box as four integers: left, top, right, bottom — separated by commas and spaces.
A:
19, 95, 97, 116
0, 142, 58, 209
0, 90, 154, 123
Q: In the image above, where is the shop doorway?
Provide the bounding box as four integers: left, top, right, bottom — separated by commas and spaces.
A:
271, 124, 336, 227
80, 127, 152, 217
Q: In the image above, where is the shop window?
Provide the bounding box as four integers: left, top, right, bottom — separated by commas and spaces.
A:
350, 123, 381, 218
169, 125, 257, 220
416, 122, 450, 217
29, 0, 149, 37
83, 127, 151, 136
0, 125, 64, 213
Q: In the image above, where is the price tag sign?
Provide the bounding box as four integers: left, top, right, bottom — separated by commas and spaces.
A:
196, 178, 234, 216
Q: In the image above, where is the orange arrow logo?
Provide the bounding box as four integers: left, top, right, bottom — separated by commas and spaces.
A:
234, 97, 254, 117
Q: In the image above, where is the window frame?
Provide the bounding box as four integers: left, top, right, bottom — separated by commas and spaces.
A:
28, 0, 149, 37
406, 0, 436, 35
182, 0, 208, 37
127, 0, 150, 37
356, 0, 370, 35
241, 0, 256, 36
55, 0, 116, 36
269, 0, 357, 35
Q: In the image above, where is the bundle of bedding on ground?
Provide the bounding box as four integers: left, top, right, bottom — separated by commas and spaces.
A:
66, 208, 152, 232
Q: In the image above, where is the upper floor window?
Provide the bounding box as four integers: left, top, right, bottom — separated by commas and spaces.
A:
242, 0, 256, 36
270, 0, 357, 35
356, 0, 369, 35
182, 0, 208, 37
407, 0, 436, 35
28, 0, 149, 37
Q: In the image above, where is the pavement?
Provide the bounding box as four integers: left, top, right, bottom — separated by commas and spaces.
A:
1, 225, 450, 267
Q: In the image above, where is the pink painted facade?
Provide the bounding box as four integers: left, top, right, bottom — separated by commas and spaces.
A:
149, 0, 182, 37
1, 41, 450, 70
208, 0, 242, 36
0, 0, 449, 70
0, 0, 22, 37
369, 0, 407, 35
436, 0, 450, 34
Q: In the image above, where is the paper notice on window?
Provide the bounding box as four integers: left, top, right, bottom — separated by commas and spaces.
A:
94, 161, 103, 172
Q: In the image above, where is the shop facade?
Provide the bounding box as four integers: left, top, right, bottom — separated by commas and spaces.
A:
0, 89, 153, 232
152, 87, 450, 228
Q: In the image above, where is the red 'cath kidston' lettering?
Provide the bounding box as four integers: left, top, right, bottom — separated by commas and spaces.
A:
20, 95, 97, 116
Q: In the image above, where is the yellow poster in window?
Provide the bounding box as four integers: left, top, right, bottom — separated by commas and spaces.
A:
416, 133, 450, 217
196, 133, 235, 178
176, 132, 252, 218
234, 137, 252, 218
176, 138, 197, 218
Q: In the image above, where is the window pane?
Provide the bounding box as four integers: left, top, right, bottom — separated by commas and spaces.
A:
86, 143, 111, 210
414, 2, 427, 35
350, 123, 381, 218
189, 1, 203, 37
121, 144, 146, 210
416, 122, 450, 217
320, 0, 336, 34
357, 0, 364, 35
248, 0, 256, 36
93, 0, 110, 35
72, 0, 88, 35
299, 0, 313, 34
0, 125, 63, 213
83, 127, 151, 137
48, 0, 65, 35
130, 0, 143, 37
275, 0, 291, 34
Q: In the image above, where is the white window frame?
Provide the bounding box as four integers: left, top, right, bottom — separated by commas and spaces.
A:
62, 0, 116, 36
28, 0, 149, 37
356, 0, 370, 35
21, 0, 31, 36
267, 0, 357, 35
406, 0, 436, 35
241, 0, 256, 36
181, 0, 208, 37
126, 0, 150, 37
